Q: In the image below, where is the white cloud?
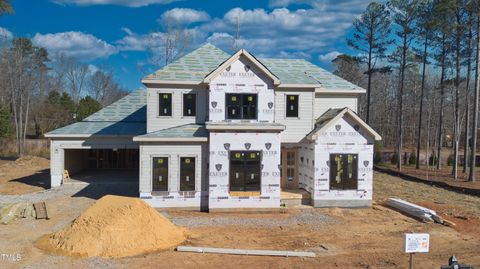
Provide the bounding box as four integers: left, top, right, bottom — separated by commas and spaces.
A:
32, 31, 117, 61
0, 27, 13, 40
319, 51, 341, 63
51, 0, 179, 7
160, 8, 210, 25
196, 5, 361, 57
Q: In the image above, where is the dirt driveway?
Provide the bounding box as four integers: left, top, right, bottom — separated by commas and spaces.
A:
0, 158, 479, 269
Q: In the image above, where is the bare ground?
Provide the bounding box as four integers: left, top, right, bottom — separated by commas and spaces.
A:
0, 158, 479, 269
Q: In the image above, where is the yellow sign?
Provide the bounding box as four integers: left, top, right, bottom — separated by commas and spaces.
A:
247, 96, 253, 101
250, 153, 256, 159
185, 158, 191, 164
289, 96, 295, 101
232, 96, 237, 101
163, 94, 169, 99
158, 158, 164, 164
235, 153, 241, 158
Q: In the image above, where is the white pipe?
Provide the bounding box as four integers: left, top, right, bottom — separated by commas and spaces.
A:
176, 246, 316, 258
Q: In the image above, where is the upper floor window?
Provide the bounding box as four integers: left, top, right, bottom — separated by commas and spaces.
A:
183, 93, 196, 117
159, 93, 172, 116
286, 95, 299, 118
226, 93, 257, 120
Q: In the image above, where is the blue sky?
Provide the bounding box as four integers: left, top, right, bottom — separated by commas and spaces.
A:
0, 0, 370, 91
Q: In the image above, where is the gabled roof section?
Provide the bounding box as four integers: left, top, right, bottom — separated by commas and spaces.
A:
142, 43, 230, 84
203, 49, 280, 85
133, 124, 208, 142
307, 107, 381, 141
45, 89, 147, 138
142, 43, 365, 92
260, 58, 364, 91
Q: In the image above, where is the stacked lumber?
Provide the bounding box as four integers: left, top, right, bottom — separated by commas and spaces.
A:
386, 198, 454, 226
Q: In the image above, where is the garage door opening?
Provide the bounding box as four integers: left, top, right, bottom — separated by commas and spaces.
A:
64, 149, 139, 184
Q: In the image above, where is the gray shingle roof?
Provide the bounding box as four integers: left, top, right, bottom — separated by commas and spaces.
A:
144, 43, 363, 90
143, 44, 231, 82
134, 124, 208, 141
84, 89, 146, 122
45, 89, 147, 137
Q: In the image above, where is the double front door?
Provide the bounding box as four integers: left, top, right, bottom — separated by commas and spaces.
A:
281, 148, 298, 189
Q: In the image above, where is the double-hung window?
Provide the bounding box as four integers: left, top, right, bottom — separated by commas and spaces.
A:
226, 93, 257, 120
286, 95, 299, 118
159, 93, 172, 116
152, 157, 168, 192
183, 93, 196, 117
180, 157, 195, 191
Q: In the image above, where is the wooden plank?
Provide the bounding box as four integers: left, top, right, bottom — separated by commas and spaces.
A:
33, 202, 49, 220
177, 246, 316, 258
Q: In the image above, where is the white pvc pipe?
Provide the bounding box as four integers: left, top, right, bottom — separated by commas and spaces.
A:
176, 246, 316, 258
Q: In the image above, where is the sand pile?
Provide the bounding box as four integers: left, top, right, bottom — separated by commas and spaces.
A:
12, 155, 49, 167
37, 195, 186, 258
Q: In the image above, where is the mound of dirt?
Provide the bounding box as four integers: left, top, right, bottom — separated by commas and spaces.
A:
13, 155, 49, 167
36, 195, 186, 258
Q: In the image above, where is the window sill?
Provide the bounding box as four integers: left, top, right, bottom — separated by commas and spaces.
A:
229, 191, 261, 197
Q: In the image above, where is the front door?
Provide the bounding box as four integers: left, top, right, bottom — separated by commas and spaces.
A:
281, 148, 298, 189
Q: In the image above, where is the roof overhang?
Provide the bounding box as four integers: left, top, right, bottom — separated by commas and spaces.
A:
141, 79, 203, 87
315, 88, 366, 94
276, 84, 321, 89
203, 49, 281, 86
133, 137, 208, 142
44, 134, 136, 139
206, 122, 285, 132
307, 108, 381, 141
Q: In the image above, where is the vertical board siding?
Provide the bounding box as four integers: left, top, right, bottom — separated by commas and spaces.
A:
147, 87, 208, 133
314, 94, 358, 119
275, 90, 315, 143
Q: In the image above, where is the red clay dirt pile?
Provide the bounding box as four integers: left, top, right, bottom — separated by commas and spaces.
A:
36, 195, 186, 258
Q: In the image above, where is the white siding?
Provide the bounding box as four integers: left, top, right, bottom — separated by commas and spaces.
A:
147, 86, 208, 133
274, 90, 315, 143
314, 94, 358, 119
139, 143, 208, 208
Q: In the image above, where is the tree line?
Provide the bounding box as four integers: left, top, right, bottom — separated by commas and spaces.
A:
0, 36, 127, 156
335, 0, 480, 181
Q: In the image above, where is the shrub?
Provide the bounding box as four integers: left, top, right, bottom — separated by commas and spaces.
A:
391, 152, 398, 165
447, 154, 455, 166
373, 141, 384, 164
409, 150, 417, 165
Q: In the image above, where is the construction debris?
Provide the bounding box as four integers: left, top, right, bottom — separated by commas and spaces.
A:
176, 246, 316, 258
33, 202, 49, 219
0, 203, 37, 224
386, 198, 455, 226
36, 195, 186, 258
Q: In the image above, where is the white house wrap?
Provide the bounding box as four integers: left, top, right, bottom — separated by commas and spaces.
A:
45, 44, 381, 211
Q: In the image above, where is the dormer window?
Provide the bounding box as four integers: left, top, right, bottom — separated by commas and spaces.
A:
183, 93, 196, 117
159, 93, 172, 116
286, 95, 299, 118
226, 93, 257, 120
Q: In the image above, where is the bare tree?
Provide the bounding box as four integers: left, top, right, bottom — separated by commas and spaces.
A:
150, 16, 192, 67
55, 54, 89, 102
2, 38, 48, 155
